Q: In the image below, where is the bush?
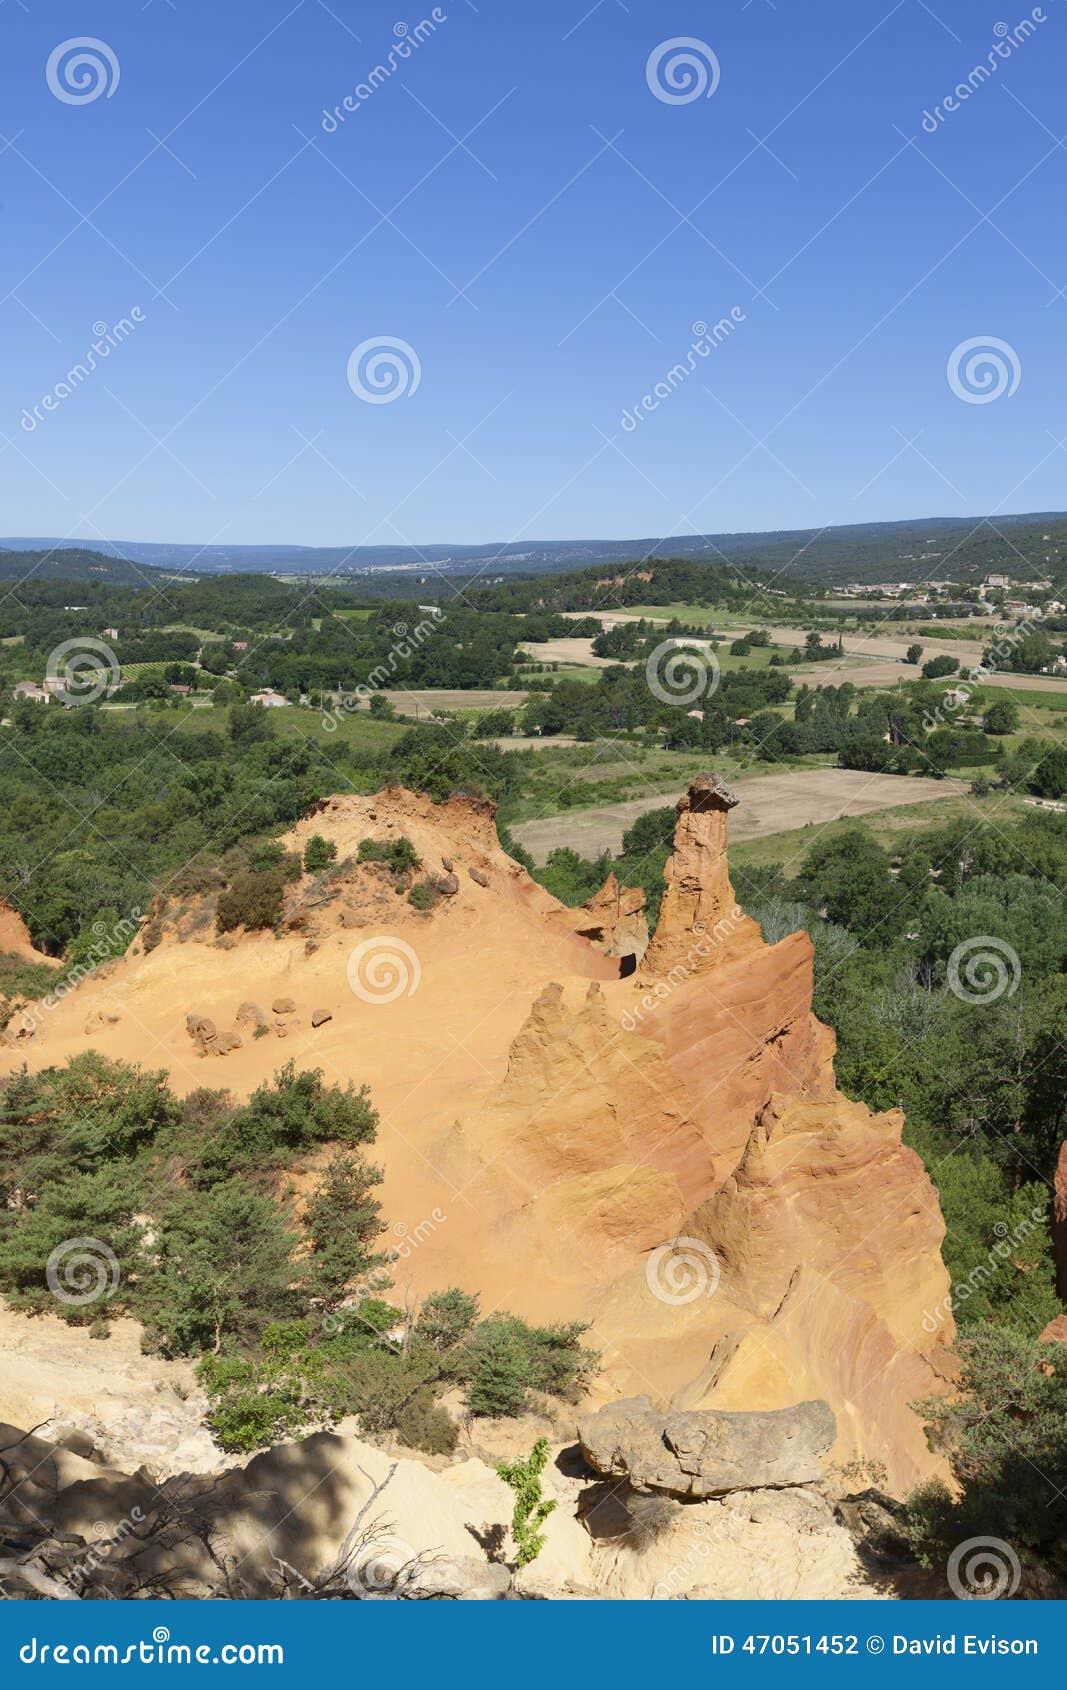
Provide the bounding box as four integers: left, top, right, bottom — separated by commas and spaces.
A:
216, 869, 284, 932
407, 877, 439, 912
357, 836, 421, 875
303, 834, 338, 873
193, 1062, 379, 1185
416, 1288, 480, 1355
907, 1324, 1067, 1581
467, 1315, 596, 1415
397, 1388, 458, 1455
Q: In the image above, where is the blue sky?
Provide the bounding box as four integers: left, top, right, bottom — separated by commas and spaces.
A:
2, 0, 1066, 549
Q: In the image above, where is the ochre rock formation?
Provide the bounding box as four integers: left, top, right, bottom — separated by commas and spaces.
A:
560, 872, 649, 964
0, 775, 954, 1493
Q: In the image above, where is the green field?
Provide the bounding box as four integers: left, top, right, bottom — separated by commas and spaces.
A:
728, 790, 1034, 876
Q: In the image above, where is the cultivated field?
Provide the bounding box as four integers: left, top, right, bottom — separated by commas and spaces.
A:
511, 767, 972, 863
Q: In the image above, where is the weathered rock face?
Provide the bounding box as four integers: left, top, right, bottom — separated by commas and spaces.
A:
448, 773, 953, 1492
561, 873, 649, 964
578, 1395, 836, 1498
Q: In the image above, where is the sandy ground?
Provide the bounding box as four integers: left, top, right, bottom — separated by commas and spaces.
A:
512, 768, 971, 863
518, 638, 614, 667
381, 688, 528, 717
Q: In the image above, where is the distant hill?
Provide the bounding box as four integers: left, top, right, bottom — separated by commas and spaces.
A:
0, 546, 178, 587
3, 511, 1066, 586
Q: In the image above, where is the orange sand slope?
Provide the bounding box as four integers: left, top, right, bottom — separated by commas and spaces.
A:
0, 777, 953, 1491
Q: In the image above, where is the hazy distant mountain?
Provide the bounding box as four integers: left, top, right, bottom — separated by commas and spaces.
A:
3, 511, 1065, 585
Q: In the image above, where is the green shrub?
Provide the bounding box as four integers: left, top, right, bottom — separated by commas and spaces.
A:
303, 834, 338, 873
907, 1323, 1067, 1581
416, 1288, 480, 1355
357, 836, 421, 875
216, 869, 284, 932
397, 1388, 458, 1455
407, 878, 439, 912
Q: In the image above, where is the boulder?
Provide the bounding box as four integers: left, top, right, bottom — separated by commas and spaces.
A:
185, 1013, 216, 1046
435, 873, 460, 897
272, 996, 296, 1015
235, 1001, 268, 1031
578, 1396, 835, 1498
213, 1029, 242, 1055
469, 867, 489, 888
310, 1008, 332, 1028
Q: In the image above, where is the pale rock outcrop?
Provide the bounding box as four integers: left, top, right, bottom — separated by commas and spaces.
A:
578, 1396, 835, 1498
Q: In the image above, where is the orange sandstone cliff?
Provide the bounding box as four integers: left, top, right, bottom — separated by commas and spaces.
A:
0, 775, 953, 1491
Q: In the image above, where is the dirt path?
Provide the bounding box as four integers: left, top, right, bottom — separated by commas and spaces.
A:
512, 768, 972, 863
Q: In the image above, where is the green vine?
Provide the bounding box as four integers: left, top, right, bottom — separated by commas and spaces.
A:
495, 1437, 557, 1567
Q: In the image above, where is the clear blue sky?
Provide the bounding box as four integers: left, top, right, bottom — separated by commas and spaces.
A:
3, 0, 1066, 549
